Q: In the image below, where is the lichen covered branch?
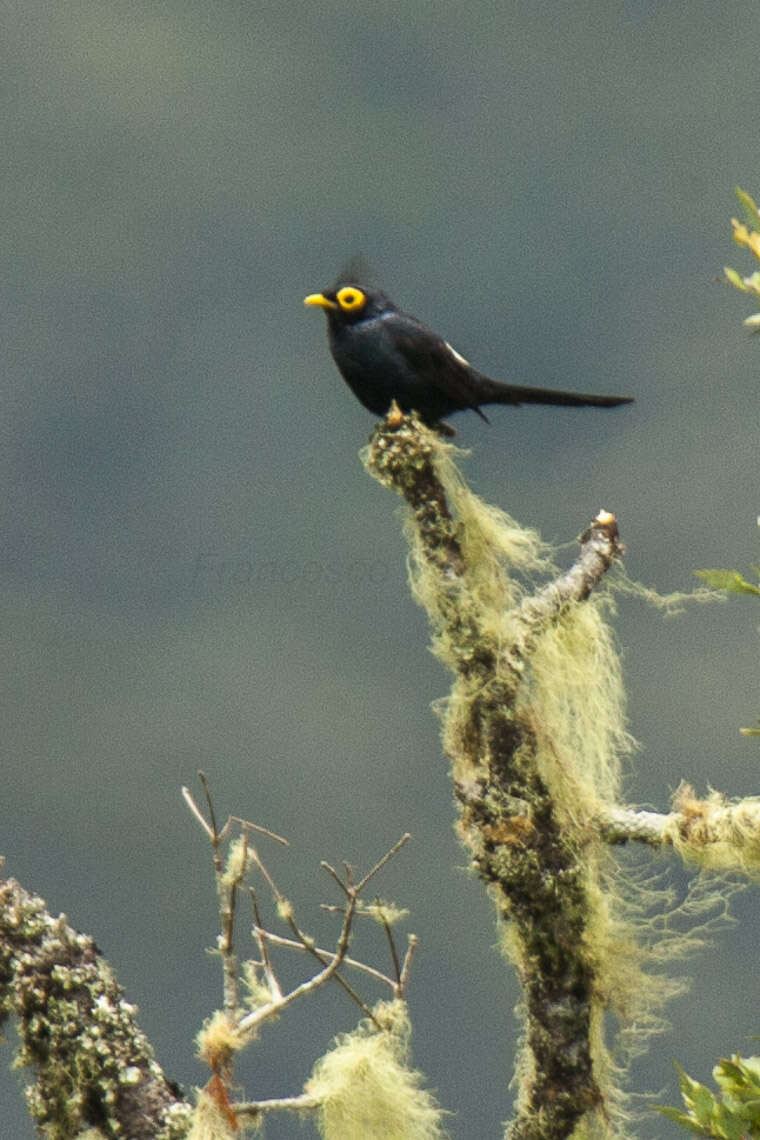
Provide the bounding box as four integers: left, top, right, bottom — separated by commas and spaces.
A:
0, 876, 192, 1139
365, 411, 628, 1140
600, 783, 760, 871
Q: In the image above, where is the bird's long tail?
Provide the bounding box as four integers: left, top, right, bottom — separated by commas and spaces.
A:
479, 376, 633, 409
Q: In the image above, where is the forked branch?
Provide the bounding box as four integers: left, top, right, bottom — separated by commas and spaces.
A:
184, 779, 418, 1125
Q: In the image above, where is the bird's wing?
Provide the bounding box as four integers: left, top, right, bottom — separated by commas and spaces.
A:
388, 316, 486, 412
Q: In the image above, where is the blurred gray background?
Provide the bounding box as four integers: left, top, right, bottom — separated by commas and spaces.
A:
3, 2, 760, 1136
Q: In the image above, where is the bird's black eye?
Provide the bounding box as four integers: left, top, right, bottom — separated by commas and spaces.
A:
336, 287, 366, 312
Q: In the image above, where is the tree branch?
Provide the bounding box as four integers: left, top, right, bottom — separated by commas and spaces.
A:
235, 1092, 321, 1119
366, 412, 625, 1140
0, 876, 191, 1139
597, 784, 760, 871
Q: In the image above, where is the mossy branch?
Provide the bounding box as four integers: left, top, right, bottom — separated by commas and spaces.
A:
366, 411, 628, 1140
600, 783, 760, 872
0, 875, 192, 1139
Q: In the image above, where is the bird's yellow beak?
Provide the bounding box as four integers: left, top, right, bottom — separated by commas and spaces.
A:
304, 292, 338, 310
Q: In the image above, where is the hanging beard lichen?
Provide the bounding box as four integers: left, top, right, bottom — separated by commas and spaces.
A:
304, 1001, 448, 1140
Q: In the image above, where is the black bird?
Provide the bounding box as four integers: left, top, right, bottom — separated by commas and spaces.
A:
304, 283, 633, 431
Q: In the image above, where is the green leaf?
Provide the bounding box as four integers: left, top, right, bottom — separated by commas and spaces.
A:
715, 1058, 746, 1090
692, 1084, 719, 1125
694, 569, 760, 596
676, 1061, 708, 1100
736, 186, 760, 227
736, 1096, 760, 1119
738, 1056, 760, 1084
719, 1109, 751, 1140
724, 266, 749, 291
654, 1105, 715, 1136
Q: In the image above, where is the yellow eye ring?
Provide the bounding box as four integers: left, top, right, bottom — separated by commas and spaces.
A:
336, 286, 366, 312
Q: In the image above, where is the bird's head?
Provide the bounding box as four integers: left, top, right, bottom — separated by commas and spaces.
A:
303, 284, 394, 325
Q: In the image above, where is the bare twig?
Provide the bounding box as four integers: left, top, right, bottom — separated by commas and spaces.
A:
356, 832, 412, 891
236, 834, 414, 1035
236, 894, 360, 1034
248, 888, 283, 1000
283, 891, 381, 1025
182, 787, 287, 848
398, 934, 419, 999
185, 777, 297, 1066
378, 906, 402, 985
251, 928, 397, 990
199, 770, 221, 840
234, 1093, 321, 1118
320, 859, 351, 897
219, 831, 242, 1015
191, 776, 240, 1016
230, 815, 289, 846
182, 784, 216, 840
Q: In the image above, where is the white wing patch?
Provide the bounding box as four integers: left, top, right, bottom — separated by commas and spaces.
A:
444, 341, 470, 367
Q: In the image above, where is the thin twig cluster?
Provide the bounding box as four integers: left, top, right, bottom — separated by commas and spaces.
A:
183, 773, 417, 1128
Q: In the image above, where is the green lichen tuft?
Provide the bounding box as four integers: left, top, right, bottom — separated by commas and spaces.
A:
305, 1000, 448, 1140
